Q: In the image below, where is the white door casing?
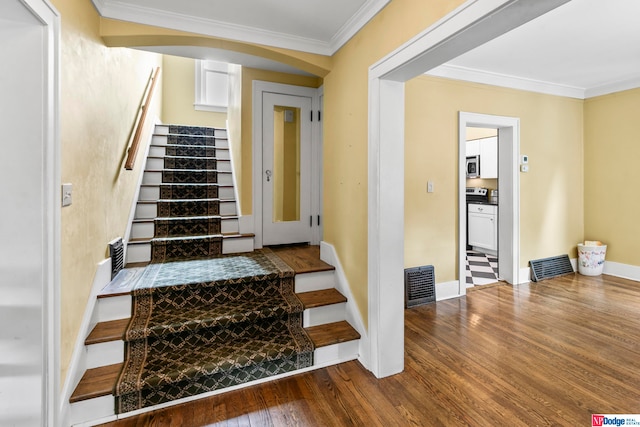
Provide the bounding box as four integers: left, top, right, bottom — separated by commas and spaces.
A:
459, 111, 521, 291
252, 81, 322, 248
0, 0, 60, 425
367, 0, 570, 379
262, 92, 313, 245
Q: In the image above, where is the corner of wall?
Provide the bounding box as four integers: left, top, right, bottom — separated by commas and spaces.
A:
319, 241, 370, 369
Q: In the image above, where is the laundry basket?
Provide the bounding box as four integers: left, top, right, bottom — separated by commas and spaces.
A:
577, 243, 607, 276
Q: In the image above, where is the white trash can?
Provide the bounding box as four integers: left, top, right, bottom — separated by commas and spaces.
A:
577, 243, 607, 276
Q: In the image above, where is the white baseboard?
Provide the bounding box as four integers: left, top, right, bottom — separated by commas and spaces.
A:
435, 280, 462, 301
319, 241, 370, 370
60, 257, 113, 427
603, 261, 640, 282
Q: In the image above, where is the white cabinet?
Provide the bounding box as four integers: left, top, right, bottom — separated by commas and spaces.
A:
479, 136, 497, 179
467, 137, 497, 178
466, 139, 480, 156
468, 203, 497, 254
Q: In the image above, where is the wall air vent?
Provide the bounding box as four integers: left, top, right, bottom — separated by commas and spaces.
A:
529, 254, 574, 282
405, 265, 436, 308
109, 237, 124, 280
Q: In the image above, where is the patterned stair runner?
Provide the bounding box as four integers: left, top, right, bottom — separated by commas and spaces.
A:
114, 249, 313, 413
151, 126, 224, 263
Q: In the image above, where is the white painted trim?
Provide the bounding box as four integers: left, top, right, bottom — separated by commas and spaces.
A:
426, 64, 640, 100
458, 112, 521, 288
252, 81, 322, 248
427, 63, 585, 99
123, 116, 161, 254
585, 76, 640, 99
7, 0, 63, 425
329, 0, 391, 53
603, 261, 640, 282
435, 280, 463, 301
519, 267, 531, 284
225, 119, 242, 217
59, 258, 113, 427
367, 0, 570, 378
319, 241, 369, 368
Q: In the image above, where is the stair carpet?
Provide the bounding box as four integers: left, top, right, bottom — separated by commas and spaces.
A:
126, 125, 253, 265
69, 263, 360, 424
68, 125, 360, 426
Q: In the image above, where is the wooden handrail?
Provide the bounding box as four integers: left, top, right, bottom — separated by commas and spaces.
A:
125, 67, 161, 170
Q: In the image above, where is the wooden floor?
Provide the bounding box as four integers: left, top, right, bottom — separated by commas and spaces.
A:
98, 273, 640, 426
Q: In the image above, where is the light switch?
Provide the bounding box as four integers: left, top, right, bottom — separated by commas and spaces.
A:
427, 181, 434, 193
62, 183, 72, 207
520, 165, 529, 173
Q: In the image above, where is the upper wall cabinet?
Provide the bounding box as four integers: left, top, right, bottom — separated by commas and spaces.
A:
467, 139, 480, 156
479, 136, 497, 179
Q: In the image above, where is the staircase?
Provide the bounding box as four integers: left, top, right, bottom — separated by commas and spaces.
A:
67, 125, 361, 426
126, 124, 253, 264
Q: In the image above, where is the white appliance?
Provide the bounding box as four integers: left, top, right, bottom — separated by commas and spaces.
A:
466, 155, 480, 178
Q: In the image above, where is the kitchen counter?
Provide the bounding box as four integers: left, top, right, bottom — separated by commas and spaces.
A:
468, 201, 498, 206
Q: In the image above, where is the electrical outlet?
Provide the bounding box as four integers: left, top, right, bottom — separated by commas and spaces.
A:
62, 183, 72, 207
427, 181, 434, 193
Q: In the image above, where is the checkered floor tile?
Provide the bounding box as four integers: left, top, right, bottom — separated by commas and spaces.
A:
466, 251, 499, 286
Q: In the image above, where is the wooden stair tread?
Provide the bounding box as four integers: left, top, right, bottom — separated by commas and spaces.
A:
70, 363, 122, 403
85, 319, 129, 345
305, 321, 360, 348
297, 289, 346, 309
270, 245, 335, 274
124, 261, 149, 269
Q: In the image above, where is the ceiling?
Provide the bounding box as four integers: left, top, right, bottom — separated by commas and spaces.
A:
95, 0, 640, 98
427, 0, 640, 99
92, 0, 390, 56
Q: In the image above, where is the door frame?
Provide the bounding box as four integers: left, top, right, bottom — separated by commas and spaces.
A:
1, 0, 60, 424
366, 0, 570, 378
252, 81, 322, 248
458, 111, 521, 294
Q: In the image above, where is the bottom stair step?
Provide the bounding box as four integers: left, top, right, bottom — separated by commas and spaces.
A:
114, 316, 314, 413
306, 321, 361, 348
70, 364, 122, 403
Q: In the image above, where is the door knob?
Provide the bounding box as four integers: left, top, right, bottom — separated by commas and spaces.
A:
265, 169, 272, 182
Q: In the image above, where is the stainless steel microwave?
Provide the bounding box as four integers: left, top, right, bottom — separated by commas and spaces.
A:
466, 155, 480, 178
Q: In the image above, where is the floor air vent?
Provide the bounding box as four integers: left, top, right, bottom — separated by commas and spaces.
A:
529, 254, 574, 282
405, 265, 436, 308
109, 237, 124, 279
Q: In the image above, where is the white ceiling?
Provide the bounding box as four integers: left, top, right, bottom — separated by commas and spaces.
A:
95, 0, 640, 97
92, 0, 390, 56
427, 0, 640, 99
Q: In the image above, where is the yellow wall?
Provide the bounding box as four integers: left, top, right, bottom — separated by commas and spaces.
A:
238, 67, 321, 213
323, 0, 467, 324
53, 0, 162, 379
161, 55, 227, 128
404, 76, 584, 281
584, 88, 640, 265
53, 0, 163, 382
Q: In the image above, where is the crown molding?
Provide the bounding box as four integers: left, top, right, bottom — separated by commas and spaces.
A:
426, 63, 640, 99
330, 0, 390, 53
426, 63, 586, 99
92, 0, 333, 56
585, 76, 640, 99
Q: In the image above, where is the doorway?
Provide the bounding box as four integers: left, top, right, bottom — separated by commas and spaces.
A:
0, 0, 60, 424
252, 81, 322, 248
458, 112, 521, 291
367, 0, 567, 379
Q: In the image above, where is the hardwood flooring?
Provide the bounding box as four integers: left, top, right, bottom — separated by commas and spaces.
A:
98, 273, 640, 426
